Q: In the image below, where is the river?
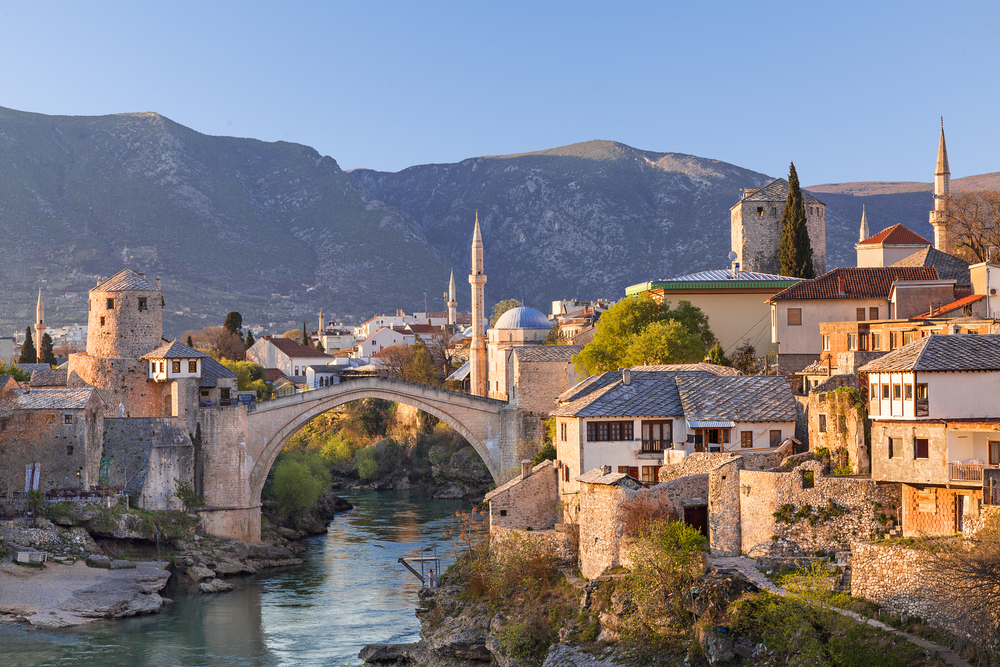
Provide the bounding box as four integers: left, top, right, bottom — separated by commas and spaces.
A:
0, 490, 470, 666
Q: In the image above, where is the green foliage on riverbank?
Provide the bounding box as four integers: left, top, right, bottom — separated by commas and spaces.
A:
264, 451, 332, 520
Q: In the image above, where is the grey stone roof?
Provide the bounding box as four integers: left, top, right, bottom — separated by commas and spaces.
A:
512, 345, 583, 362
551, 373, 685, 418
859, 334, 1000, 372
484, 460, 554, 502
739, 178, 823, 205
17, 388, 95, 410
19, 364, 53, 376
199, 356, 238, 388
555, 364, 738, 406
575, 468, 643, 488
632, 363, 740, 375
29, 368, 67, 387
890, 246, 971, 286
675, 375, 797, 423
94, 269, 159, 292
144, 340, 207, 360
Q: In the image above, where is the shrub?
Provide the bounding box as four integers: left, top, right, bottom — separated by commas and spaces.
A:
264, 450, 331, 520
617, 492, 679, 537
355, 447, 380, 482
532, 441, 556, 465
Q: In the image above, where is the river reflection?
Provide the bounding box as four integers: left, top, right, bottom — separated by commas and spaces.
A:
0, 490, 469, 666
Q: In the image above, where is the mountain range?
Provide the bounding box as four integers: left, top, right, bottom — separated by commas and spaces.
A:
0, 105, 991, 337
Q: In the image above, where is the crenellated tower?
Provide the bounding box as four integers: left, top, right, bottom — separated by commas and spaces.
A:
468, 211, 488, 397
447, 269, 457, 327
929, 118, 952, 253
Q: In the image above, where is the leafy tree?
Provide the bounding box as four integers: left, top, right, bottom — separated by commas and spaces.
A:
264, 451, 331, 520
731, 340, 759, 375
621, 320, 704, 367
532, 442, 556, 465
489, 299, 523, 328
39, 333, 56, 366
778, 162, 815, 279
186, 335, 194, 348
707, 342, 731, 366
355, 446, 380, 482
282, 328, 303, 342
0, 361, 30, 382
543, 321, 564, 345
223, 311, 243, 336
219, 359, 272, 399
18, 327, 36, 364
573, 294, 716, 375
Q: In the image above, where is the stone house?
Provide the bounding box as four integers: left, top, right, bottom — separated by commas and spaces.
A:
484, 460, 560, 532
486, 306, 552, 400
768, 266, 940, 372
575, 467, 643, 579
806, 376, 870, 474
860, 333, 1000, 536
143, 340, 241, 418
246, 335, 333, 379
552, 366, 797, 493
626, 268, 801, 356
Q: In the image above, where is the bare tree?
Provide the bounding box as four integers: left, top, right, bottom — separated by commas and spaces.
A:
376, 344, 414, 382
946, 190, 1000, 262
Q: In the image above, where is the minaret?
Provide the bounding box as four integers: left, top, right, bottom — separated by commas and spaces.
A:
929, 118, 952, 253
859, 204, 869, 242
35, 288, 46, 354
468, 211, 488, 397
447, 269, 457, 327
319, 308, 324, 335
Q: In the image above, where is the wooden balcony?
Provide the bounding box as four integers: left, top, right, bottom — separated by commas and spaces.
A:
641, 439, 667, 453
948, 462, 998, 483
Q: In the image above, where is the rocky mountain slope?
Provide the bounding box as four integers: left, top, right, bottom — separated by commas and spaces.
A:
0, 106, 962, 336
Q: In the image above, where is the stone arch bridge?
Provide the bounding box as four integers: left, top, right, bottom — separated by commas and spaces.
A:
197, 377, 519, 541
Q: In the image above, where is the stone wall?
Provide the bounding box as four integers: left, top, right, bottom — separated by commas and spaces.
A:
487, 461, 559, 532
491, 526, 576, 562
86, 286, 163, 359
68, 355, 164, 418
659, 448, 789, 484
739, 460, 901, 555
708, 457, 744, 555
102, 417, 194, 510
732, 199, 826, 276
808, 385, 869, 474
578, 482, 630, 579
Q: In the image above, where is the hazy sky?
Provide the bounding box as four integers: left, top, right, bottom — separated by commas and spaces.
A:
1, 1, 997, 184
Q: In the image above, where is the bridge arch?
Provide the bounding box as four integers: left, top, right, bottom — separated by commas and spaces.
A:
245, 378, 508, 506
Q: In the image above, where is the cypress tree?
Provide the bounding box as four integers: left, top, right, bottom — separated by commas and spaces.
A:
245, 330, 255, 348
778, 162, 816, 279
301, 319, 310, 347
18, 327, 36, 364
40, 333, 57, 366
187, 335, 194, 348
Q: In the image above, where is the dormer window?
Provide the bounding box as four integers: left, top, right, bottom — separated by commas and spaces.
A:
138, 298, 148, 311
172, 361, 181, 373
188, 361, 197, 373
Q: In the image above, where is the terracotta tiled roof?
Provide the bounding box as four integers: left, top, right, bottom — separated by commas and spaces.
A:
263, 368, 288, 383
857, 223, 931, 246
770, 267, 939, 301
266, 336, 333, 359
859, 334, 1000, 372
916, 294, 985, 318
891, 246, 971, 286
406, 324, 441, 335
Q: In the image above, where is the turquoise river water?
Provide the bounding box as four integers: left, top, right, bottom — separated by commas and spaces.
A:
0, 490, 470, 666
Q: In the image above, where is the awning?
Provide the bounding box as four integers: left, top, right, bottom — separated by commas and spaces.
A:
687, 420, 736, 429
446, 361, 471, 382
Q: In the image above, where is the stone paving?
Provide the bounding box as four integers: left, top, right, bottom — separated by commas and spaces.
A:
710, 556, 970, 667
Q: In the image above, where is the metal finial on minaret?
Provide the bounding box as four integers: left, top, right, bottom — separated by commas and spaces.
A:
468, 211, 488, 397
859, 204, 870, 243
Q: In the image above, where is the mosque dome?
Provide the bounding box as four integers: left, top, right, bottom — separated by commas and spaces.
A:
494, 306, 553, 330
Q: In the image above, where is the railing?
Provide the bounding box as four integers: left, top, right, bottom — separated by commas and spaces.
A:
984, 486, 1000, 506
641, 440, 667, 453
948, 462, 994, 483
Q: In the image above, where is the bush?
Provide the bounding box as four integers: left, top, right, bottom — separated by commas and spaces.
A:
532, 441, 556, 465
355, 447, 380, 482
617, 492, 679, 537
264, 450, 332, 520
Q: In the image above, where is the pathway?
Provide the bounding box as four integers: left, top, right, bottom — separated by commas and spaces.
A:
710, 556, 971, 667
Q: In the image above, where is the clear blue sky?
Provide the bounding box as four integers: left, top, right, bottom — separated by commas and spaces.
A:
1, 1, 997, 184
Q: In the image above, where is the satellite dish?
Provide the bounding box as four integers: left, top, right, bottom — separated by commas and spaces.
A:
727, 251, 738, 262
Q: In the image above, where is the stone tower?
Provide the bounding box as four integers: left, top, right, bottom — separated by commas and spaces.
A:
468, 212, 488, 397
859, 205, 870, 242
929, 119, 952, 253
730, 178, 827, 275
34, 288, 46, 353
67, 269, 165, 416
447, 269, 457, 326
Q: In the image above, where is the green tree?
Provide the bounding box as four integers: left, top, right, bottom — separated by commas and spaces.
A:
489, 299, 523, 328
223, 311, 243, 336
302, 319, 310, 348
39, 333, 56, 366
707, 342, 731, 366
264, 451, 331, 520
315, 340, 325, 353
245, 329, 255, 348
621, 320, 704, 367
572, 294, 716, 375
186, 335, 194, 348
18, 327, 36, 364
408, 336, 439, 386
219, 359, 272, 399
0, 361, 30, 382
778, 162, 815, 279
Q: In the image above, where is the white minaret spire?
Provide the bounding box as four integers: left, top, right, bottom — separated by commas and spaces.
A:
929, 117, 953, 253
469, 210, 488, 397
35, 288, 46, 357
859, 204, 869, 243
447, 269, 457, 327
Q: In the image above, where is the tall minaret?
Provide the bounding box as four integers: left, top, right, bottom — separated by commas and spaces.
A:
929, 118, 952, 253
35, 288, 46, 353
859, 204, 870, 242
468, 211, 488, 397
319, 308, 324, 335
447, 269, 457, 327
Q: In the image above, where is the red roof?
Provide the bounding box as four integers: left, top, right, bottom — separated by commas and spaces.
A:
770, 267, 939, 301
858, 223, 931, 246
407, 324, 441, 335
263, 368, 288, 383
266, 336, 333, 359
916, 293, 985, 318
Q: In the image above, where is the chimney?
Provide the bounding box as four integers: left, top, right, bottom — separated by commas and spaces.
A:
837, 275, 846, 295
521, 460, 532, 480
622, 368, 631, 386
602, 465, 612, 474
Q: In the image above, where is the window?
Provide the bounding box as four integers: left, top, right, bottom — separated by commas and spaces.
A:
641, 420, 672, 451
770, 430, 782, 447
586, 421, 633, 442
188, 361, 197, 373
63, 414, 73, 425
787, 308, 802, 326
871, 333, 882, 350
563, 466, 570, 482
990, 441, 999, 466
771, 207, 777, 216
916, 384, 928, 400
137, 297, 148, 311
856, 308, 866, 321
882, 384, 890, 399
904, 384, 913, 400
847, 333, 858, 351
822, 335, 830, 351
88, 299, 91, 311
560, 423, 567, 442
870, 307, 879, 320
100, 316, 105, 326
66, 445, 74, 456
618, 466, 639, 478
756, 206, 764, 216
221, 388, 230, 400
818, 415, 827, 433
888, 437, 901, 458
893, 384, 902, 400
741, 431, 754, 448
200, 390, 209, 397
914, 438, 929, 459
159, 362, 165, 373
106, 298, 114, 309
641, 466, 658, 483
499, 510, 507, 517
903, 332, 916, 345
172, 361, 181, 373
